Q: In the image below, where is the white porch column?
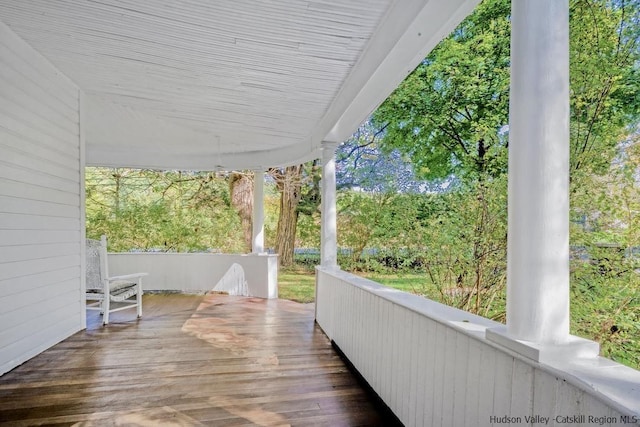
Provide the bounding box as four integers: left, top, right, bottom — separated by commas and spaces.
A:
252, 169, 265, 254
487, 0, 599, 362
506, 0, 571, 344
321, 142, 338, 269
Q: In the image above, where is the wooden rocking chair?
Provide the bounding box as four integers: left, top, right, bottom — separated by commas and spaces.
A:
86, 235, 148, 325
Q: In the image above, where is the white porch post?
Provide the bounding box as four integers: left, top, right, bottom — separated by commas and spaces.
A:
507, 0, 570, 344
252, 169, 265, 254
487, 0, 598, 361
321, 142, 338, 269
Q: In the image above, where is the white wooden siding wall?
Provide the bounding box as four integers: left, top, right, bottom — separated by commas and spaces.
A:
315, 268, 639, 427
0, 21, 83, 375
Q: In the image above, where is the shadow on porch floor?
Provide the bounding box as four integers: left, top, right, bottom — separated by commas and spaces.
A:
0, 294, 400, 426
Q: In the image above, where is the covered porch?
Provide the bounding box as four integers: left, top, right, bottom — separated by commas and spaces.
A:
0, 293, 398, 426
1, 0, 640, 425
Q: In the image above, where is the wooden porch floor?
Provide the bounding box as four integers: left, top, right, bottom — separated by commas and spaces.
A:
0, 294, 396, 426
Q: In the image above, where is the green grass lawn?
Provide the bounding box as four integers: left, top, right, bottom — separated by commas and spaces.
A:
278, 266, 316, 303
278, 267, 430, 303
357, 272, 432, 295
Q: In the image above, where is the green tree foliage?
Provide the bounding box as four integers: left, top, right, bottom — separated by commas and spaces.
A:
335, 181, 508, 319
370, 0, 512, 320
86, 166, 314, 261
86, 168, 246, 253
422, 177, 508, 319
570, 0, 640, 178
373, 0, 511, 183
365, 0, 639, 367
566, 0, 640, 365
337, 191, 425, 267
569, 131, 640, 365
374, 0, 640, 185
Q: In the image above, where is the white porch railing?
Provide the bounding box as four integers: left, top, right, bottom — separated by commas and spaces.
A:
109, 253, 278, 298
315, 267, 640, 427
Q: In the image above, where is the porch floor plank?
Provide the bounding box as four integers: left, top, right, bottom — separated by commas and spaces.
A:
0, 294, 394, 426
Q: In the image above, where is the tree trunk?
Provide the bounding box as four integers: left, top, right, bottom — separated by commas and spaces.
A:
229, 171, 253, 252
112, 170, 122, 219
271, 165, 304, 266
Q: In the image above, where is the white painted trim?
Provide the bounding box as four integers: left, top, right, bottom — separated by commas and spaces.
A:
79, 89, 87, 329
486, 326, 599, 365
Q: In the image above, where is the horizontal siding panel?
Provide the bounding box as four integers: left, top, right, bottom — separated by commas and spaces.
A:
0, 179, 80, 206
0, 242, 79, 264
0, 213, 80, 231
0, 109, 78, 162
0, 281, 80, 330
0, 62, 78, 132
0, 229, 80, 246
0, 279, 79, 330
0, 161, 79, 195
0, 139, 80, 182
0, 46, 79, 120
0, 21, 78, 100
0, 266, 80, 298
0, 83, 78, 142
0, 253, 79, 281
0, 195, 79, 218
0, 18, 81, 377
0, 103, 79, 163
0, 34, 78, 130
0, 309, 81, 375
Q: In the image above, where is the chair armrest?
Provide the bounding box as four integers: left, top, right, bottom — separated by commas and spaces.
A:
108, 273, 148, 281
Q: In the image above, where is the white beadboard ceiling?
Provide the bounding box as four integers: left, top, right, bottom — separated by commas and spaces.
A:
0, 0, 479, 170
